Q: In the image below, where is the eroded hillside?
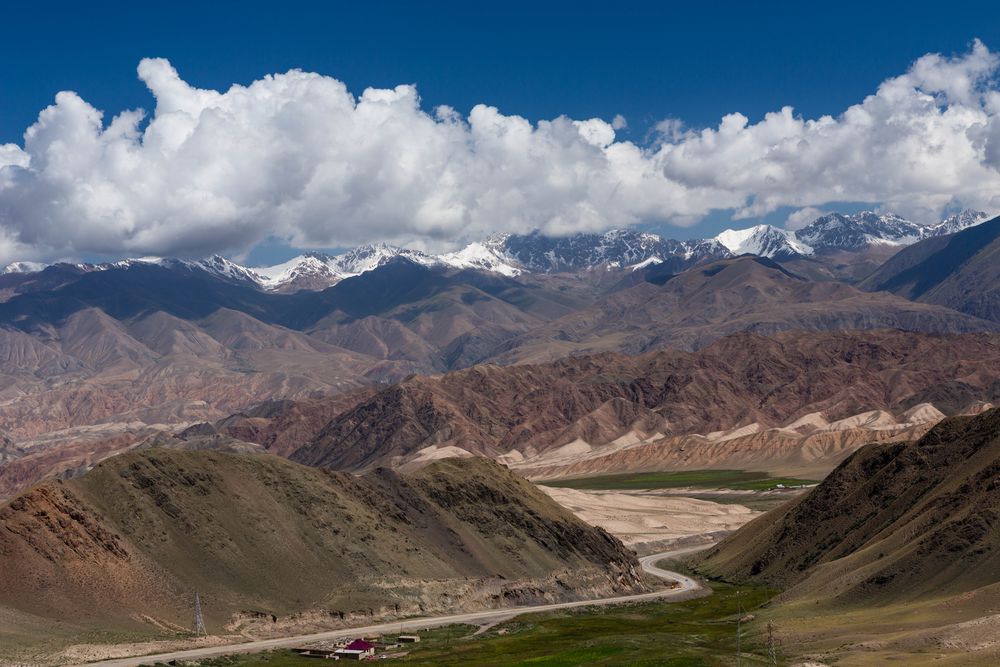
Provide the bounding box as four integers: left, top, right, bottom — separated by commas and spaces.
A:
0, 451, 642, 665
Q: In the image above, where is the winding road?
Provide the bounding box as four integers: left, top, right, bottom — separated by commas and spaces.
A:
76, 544, 711, 667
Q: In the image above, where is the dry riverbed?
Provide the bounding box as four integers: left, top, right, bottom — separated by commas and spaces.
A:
539, 485, 762, 547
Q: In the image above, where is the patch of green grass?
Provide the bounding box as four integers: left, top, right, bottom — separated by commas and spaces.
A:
154, 652, 312, 667
397, 581, 777, 666
209, 581, 777, 666
539, 469, 815, 492
681, 492, 794, 512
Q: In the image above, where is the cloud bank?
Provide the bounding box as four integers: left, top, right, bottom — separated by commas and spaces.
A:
2, 41, 1000, 263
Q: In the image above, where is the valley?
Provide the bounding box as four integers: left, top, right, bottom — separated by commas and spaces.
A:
0, 452, 649, 666
57, 546, 710, 667
6, 18, 1000, 666
3, 217, 1000, 666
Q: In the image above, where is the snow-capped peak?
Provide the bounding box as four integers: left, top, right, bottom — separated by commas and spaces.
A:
793, 211, 923, 250
252, 253, 338, 289
4, 209, 991, 291
437, 241, 521, 276
250, 245, 443, 292
714, 225, 813, 259
1, 261, 48, 274
926, 209, 991, 236
333, 243, 439, 275
793, 209, 992, 250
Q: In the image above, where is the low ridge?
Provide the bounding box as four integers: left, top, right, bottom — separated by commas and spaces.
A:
0, 450, 642, 663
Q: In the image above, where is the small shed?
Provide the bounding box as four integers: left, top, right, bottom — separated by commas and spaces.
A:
397, 635, 421, 643
335, 638, 375, 660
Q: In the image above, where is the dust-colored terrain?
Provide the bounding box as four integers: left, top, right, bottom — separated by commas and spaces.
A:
487, 256, 997, 364
540, 486, 760, 546
515, 404, 944, 480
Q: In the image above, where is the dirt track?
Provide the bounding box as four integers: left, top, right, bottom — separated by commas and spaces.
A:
73, 544, 710, 667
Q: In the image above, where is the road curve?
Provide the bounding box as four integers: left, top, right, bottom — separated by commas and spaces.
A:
76, 544, 711, 667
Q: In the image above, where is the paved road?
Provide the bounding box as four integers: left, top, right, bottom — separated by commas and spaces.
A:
77, 544, 711, 667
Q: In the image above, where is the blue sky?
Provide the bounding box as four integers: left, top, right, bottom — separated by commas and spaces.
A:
5, 1, 992, 142
1, 1, 999, 264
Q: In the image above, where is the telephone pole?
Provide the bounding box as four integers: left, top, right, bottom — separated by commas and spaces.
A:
735, 589, 742, 667
193, 592, 206, 636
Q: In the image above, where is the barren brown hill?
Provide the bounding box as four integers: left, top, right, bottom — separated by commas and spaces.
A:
861, 214, 1000, 323
208, 391, 377, 457
0, 307, 379, 441
290, 330, 1000, 472
0, 450, 641, 666
0, 261, 595, 452
698, 408, 1000, 598
486, 256, 997, 364
693, 408, 1000, 664
518, 417, 937, 481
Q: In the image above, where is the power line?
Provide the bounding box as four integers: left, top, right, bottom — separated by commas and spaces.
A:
193, 592, 206, 636
767, 622, 780, 666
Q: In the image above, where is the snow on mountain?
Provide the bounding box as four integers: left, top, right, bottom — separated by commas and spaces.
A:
794, 209, 991, 251
4, 209, 991, 290
794, 212, 924, 251
682, 238, 733, 261
714, 224, 813, 259
333, 243, 439, 275
253, 253, 343, 292
251, 244, 445, 292
100, 256, 266, 285
926, 210, 991, 237
437, 236, 522, 276
629, 256, 664, 271
2, 261, 47, 274
189, 255, 266, 284
494, 229, 708, 272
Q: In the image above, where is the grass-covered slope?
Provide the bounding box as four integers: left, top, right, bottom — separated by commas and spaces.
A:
696, 408, 1000, 606
0, 451, 641, 643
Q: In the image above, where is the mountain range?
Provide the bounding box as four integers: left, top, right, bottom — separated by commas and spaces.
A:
2, 209, 989, 293
861, 213, 1000, 322
4, 208, 1000, 665
4, 207, 1000, 499
6, 327, 997, 501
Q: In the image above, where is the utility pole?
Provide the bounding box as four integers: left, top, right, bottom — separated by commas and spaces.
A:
735, 589, 742, 667
767, 622, 779, 666
193, 592, 206, 636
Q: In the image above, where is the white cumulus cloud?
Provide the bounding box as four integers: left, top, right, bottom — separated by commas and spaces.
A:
1, 40, 1000, 264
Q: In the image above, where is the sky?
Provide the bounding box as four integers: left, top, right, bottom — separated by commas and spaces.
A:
1, 0, 1000, 265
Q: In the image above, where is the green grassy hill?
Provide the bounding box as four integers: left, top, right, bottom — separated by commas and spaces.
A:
0, 451, 642, 663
